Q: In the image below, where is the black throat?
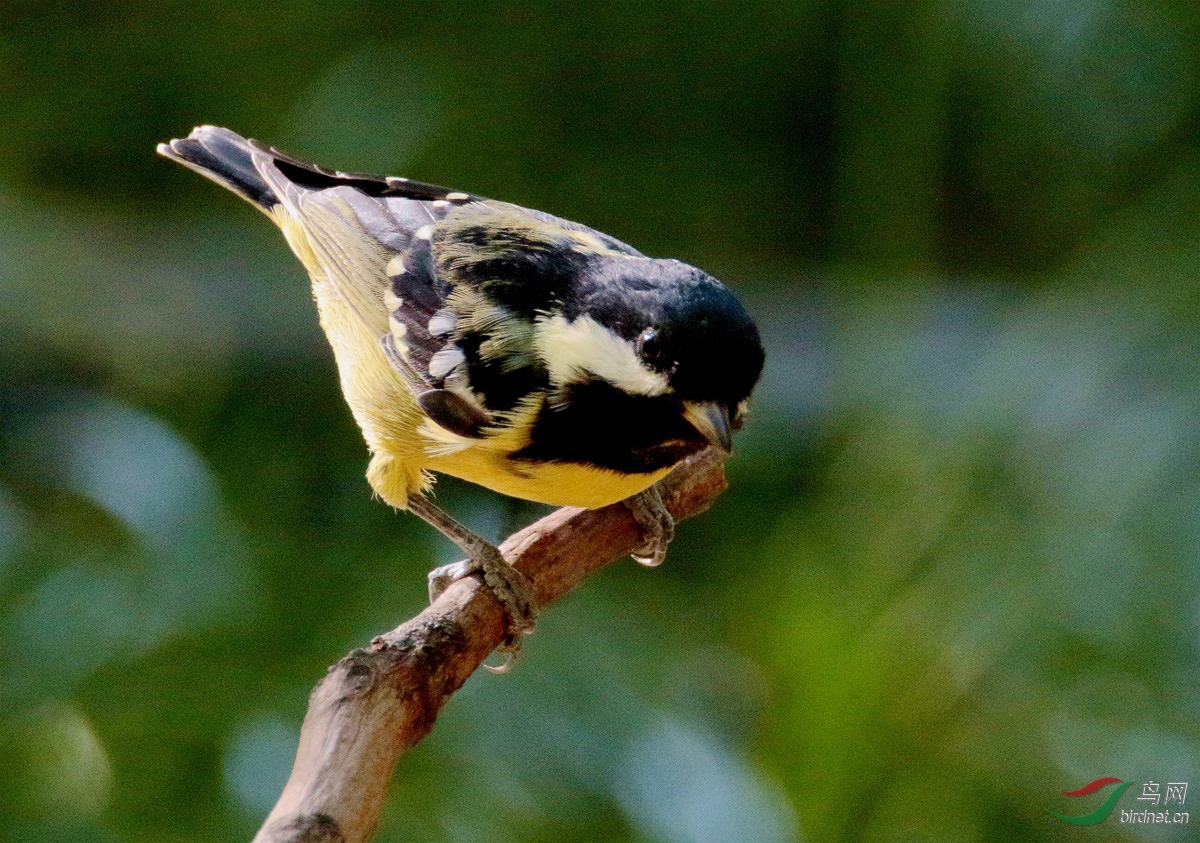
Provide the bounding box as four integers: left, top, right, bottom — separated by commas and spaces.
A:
510, 381, 708, 474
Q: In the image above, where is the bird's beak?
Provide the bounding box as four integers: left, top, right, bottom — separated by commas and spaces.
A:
683, 402, 733, 452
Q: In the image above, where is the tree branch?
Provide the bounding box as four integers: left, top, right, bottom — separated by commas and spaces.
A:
252, 449, 729, 843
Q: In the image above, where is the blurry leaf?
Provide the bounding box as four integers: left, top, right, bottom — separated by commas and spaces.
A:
0, 702, 113, 820
1, 393, 256, 710
280, 46, 444, 174
0, 487, 28, 582
613, 716, 798, 843
223, 713, 300, 817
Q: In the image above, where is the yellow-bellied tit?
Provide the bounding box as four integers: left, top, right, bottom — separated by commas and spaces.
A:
159, 126, 764, 660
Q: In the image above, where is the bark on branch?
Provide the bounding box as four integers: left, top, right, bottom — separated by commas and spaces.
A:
252, 449, 730, 843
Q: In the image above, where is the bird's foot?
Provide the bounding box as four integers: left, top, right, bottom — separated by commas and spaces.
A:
428, 545, 537, 673
625, 485, 675, 567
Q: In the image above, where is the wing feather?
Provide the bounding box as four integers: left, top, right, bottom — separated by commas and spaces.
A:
246, 148, 647, 438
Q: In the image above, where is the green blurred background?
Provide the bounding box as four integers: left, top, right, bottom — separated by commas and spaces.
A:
2, 1, 1198, 840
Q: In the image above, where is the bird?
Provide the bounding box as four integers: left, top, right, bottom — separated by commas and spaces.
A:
158, 126, 764, 663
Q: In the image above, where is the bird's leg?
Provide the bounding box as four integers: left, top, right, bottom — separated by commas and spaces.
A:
407, 494, 537, 667
624, 484, 674, 567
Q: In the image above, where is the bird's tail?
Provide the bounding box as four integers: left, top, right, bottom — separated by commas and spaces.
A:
157, 126, 279, 213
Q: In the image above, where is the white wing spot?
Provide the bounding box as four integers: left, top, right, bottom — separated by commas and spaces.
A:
428, 346, 465, 379
389, 316, 408, 338
428, 312, 457, 336
431, 199, 450, 208
415, 225, 434, 241
386, 177, 410, 186
446, 192, 470, 202
384, 288, 403, 312
386, 255, 407, 276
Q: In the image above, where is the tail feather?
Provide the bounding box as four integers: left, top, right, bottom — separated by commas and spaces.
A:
159, 124, 463, 373
157, 126, 278, 212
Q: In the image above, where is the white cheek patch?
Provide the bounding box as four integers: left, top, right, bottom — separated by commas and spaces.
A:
534, 314, 669, 396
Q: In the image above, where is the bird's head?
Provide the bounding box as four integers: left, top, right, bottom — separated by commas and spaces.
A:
543, 256, 765, 454
629, 261, 764, 450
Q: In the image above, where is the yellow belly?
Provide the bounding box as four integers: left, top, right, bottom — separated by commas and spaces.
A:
426, 448, 671, 508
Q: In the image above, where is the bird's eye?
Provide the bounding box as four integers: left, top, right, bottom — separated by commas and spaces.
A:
636, 327, 660, 360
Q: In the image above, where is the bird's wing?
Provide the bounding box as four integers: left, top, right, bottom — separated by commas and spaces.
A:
242, 141, 506, 435
424, 200, 649, 426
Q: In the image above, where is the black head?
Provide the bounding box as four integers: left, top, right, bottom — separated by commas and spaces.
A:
567, 257, 765, 447
514, 255, 763, 474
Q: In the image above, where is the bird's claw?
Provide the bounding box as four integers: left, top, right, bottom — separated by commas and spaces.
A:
428, 546, 538, 665
625, 485, 675, 567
